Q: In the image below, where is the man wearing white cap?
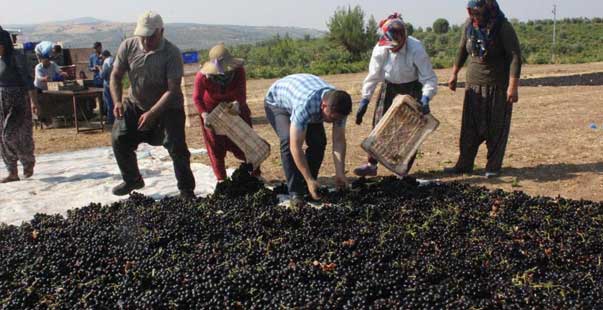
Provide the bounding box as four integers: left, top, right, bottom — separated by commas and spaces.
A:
109, 11, 196, 200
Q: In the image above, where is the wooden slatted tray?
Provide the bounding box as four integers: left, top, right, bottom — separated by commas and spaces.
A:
361, 95, 440, 175
205, 102, 271, 170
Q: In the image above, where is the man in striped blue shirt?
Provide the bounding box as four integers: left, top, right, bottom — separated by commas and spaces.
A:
264, 74, 352, 207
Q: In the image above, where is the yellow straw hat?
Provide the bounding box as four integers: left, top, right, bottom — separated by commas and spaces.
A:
200, 43, 244, 75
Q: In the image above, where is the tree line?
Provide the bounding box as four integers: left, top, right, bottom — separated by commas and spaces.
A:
197, 6, 603, 79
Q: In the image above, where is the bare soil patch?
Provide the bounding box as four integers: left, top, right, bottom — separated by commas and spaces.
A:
33, 63, 603, 201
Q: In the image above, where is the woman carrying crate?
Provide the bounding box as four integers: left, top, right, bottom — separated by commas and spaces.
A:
354, 12, 438, 177
192, 43, 259, 181
446, 0, 521, 178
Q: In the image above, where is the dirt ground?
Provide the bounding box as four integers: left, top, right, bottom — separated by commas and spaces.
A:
33, 63, 603, 201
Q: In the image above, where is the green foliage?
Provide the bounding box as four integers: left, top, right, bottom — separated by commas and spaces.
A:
405, 23, 415, 36
327, 5, 376, 60
412, 18, 603, 68
198, 36, 369, 79
366, 15, 380, 46
433, 18, 450, 34
198, 17, 603, 80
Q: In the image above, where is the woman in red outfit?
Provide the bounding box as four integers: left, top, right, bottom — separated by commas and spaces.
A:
192, 43, 256, 181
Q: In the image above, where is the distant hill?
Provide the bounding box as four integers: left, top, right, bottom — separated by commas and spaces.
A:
6, 18, 325, 52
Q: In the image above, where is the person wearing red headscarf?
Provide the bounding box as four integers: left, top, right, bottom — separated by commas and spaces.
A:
445, 0, 521, 178
354, 13, 438, 177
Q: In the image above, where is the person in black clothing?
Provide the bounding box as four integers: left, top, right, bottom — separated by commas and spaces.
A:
0, 26, 39, 183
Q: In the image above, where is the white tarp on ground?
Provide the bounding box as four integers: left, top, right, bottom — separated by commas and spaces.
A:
0, 145, 223, 226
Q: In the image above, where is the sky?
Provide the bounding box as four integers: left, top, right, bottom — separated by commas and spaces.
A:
2, 0, 602, 29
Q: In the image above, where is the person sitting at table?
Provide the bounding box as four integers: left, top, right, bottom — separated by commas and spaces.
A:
34, 55, 73, 128
34, 56, 68, 91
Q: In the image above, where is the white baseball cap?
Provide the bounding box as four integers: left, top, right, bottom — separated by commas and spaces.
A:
134, 11, 164, 37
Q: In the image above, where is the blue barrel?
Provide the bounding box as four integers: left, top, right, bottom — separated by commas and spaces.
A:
182, 51, 199, 64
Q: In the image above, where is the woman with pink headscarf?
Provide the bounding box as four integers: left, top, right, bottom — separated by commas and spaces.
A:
354, 13, 438, 177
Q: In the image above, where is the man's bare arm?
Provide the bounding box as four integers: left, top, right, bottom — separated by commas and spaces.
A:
110, 66, 126, 119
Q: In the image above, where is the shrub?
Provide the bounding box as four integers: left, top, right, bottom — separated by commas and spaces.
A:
199, 13, 603, 80
438, 35, 449, 46
528, 53, 550, 64
405, 23, 415, 36
327, 5, 375, 60
433, 18, 450, 34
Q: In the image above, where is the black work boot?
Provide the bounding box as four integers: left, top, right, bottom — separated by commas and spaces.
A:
179, 190, 196, 201
112, 178, 145, 196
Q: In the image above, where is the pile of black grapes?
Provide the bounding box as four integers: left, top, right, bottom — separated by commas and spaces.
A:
1, 170, 602, 309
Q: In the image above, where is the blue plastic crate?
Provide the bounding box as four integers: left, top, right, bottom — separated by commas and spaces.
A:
182, 51, 199, 64
23, 42, 39, 51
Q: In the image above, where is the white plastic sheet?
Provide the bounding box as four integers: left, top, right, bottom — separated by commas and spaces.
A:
0, 145, 224, 226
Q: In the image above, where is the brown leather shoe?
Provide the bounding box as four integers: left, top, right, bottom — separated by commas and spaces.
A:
23, 164, 35, 178
1, 175, 20, 183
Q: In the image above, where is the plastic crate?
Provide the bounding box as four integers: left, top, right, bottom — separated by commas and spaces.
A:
23, 42, 39, 51
182, 51, 199, 64
361, 95, 440, 175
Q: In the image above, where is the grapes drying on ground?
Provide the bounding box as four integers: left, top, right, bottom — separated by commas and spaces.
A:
1, 168, 602, 309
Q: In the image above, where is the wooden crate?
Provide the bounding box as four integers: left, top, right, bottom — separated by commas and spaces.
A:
205, 102, 271, 170
64, 48, 95, 78
181, 72, 201, 127
361, 95, 440, 175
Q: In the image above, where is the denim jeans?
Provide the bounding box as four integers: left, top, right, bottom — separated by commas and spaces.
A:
264, 103, 326, 196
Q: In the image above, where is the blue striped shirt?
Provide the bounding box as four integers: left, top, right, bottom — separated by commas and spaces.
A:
265, 74, 346, 129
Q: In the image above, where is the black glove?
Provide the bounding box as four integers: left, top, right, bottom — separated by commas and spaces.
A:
355, 99, 370, 125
